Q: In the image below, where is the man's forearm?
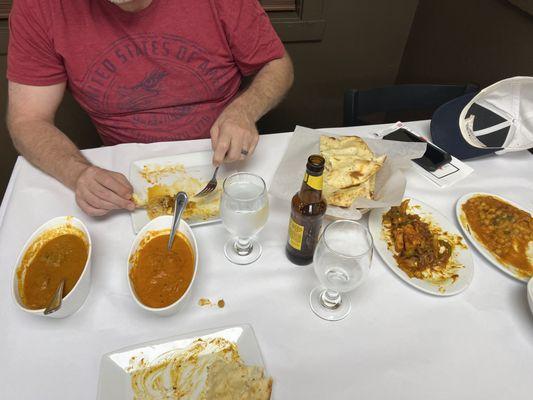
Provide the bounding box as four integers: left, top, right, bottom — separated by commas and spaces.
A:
8, 118, 91, 190
229, 52, 294, 122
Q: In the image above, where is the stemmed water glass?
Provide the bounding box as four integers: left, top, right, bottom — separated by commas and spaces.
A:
220, 172, 269, 265
309, 220, 373, 321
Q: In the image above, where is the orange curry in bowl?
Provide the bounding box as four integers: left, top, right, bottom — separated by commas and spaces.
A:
129, 230, 195, 308
461, 195, 533, 278
17, 225, 89, 309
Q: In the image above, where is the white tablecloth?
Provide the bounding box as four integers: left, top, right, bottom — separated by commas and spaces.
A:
1, 121, 532, 400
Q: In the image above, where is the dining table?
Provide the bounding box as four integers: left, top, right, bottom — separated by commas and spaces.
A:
0, 120, 532, 400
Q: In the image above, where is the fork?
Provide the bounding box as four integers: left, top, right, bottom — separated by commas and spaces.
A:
195, 166, 219, 198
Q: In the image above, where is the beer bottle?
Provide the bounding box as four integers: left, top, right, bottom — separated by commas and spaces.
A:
285, 155, 327, 265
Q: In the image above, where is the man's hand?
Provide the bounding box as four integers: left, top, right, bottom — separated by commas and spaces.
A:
75, 165, 135, 216
209, 53, 293, 165
7, 81, 136, 218
211, 107, 259, 165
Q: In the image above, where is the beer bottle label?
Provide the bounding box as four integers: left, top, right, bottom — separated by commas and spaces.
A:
288, 217, 304, 250
304, 173, 323, 191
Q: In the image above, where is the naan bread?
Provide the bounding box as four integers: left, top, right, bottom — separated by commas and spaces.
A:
324, 155, 385, 189
144, 184, 221, 221
130, 337, 271, 400
145, 185, 175, 219
320, 135, 374, 160
320, 135, 384, 207
205, 359, 272, 400
324, 179, 373, 208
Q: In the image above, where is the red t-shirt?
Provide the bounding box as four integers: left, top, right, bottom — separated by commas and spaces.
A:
7, 0, 285, 145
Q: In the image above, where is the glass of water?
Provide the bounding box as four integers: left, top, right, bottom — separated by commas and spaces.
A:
309, 220, 373, 321
220, 172, 269, 265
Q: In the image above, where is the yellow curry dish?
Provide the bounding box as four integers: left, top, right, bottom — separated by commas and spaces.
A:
461, 195, 533, 279
17, 223, 89, 310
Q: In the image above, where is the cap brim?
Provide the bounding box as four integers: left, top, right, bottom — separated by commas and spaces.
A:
430, 93, 498, 160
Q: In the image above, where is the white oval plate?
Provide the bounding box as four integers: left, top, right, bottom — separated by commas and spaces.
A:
455, 192, 532, 282
369, 198, 474, 296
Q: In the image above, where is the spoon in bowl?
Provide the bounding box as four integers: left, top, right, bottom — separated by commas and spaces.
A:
44, 279, 65, 315
168, 192, 189, 251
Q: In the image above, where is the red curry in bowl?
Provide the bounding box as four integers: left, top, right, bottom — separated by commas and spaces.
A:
129, 230, 195, 308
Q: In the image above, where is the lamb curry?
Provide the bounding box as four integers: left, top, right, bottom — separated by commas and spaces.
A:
382, 199, 464, 286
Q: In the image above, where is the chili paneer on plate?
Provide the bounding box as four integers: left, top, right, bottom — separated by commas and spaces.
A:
456, 193, 533, 282
369, 198, 474, 296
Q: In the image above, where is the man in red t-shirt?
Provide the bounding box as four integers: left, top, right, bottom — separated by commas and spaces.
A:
6, 0, 293, 216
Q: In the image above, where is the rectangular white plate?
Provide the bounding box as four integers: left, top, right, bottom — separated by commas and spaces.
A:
97, 324, 266, 400
129, 151, 235, 233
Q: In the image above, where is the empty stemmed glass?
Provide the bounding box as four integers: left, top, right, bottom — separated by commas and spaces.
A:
310, 220, 373, 321
220, 172, 269, 265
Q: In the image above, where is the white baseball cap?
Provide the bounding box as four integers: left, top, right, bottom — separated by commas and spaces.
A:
459, 76, 533, 153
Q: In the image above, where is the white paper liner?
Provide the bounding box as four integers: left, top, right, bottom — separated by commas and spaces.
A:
269, 125, 427, 220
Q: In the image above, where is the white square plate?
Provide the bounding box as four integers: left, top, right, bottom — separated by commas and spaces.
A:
129, 151, 235, 233
96, 324, 267, 400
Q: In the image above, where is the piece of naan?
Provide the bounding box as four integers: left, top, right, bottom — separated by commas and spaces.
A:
320, 135, 374, 160
205, 359, 272, 400
320, 135, 384, 207
324, 155, 385, 189
324, 179, 374, 208
143, 184, 221, 221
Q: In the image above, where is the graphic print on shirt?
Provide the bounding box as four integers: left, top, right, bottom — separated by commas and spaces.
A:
117, 68, 169, 111
79, 33, 235, 142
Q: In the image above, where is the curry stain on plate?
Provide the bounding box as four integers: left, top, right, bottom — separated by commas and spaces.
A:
128, 337, 272, 400
139, 163, 186, 185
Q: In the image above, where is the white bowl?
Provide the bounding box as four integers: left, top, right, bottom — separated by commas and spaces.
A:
127, 216, 198, 317
11, 216, 92, 318
527, 278, 533, 313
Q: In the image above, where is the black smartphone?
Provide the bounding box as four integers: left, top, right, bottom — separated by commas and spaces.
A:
382, 128, 452, 172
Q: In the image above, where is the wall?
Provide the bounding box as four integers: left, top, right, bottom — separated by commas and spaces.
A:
0, 0, 419, 201
396, 0, 533, 88
260, 0, 419, 133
